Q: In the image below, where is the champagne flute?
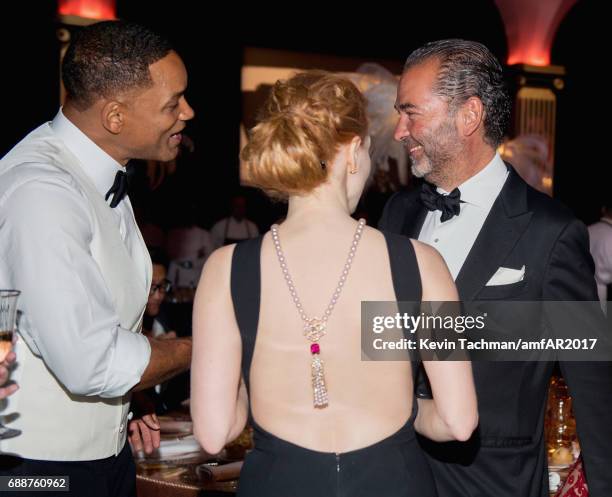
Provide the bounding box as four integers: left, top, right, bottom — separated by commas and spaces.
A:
0, 289, 21, 439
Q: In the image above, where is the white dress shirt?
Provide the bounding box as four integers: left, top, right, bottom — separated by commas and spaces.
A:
418, 153, 509, 279
0, 109, 150, 399
588, 217, 612, 305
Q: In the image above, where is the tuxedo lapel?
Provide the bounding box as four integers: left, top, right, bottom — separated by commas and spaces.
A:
401, 193, 428, 238
455, 168, 533, 300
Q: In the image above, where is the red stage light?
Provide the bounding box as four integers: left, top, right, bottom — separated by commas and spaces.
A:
495, 0, 577, 66
57, 0, 116, 21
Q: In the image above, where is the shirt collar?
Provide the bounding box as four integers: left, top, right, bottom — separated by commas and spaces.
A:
50, 108, 124, 198
438, 153, 508, 209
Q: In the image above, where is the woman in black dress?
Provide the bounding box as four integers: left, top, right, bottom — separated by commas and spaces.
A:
191, 71, 477, 496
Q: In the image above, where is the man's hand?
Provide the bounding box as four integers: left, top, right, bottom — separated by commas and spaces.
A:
128, 413, 161, 455
132, 337, 191, 391
0, 351, 19, 399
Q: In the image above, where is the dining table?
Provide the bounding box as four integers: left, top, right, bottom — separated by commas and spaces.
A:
135, 410, 250, 497
135, 405, 577, 496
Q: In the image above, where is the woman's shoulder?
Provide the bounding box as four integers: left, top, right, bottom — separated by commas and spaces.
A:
200, 244, 237, 282
409, 238, 442, 262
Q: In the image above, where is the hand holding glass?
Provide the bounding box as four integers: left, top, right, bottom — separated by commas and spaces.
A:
0, 289, 21, 439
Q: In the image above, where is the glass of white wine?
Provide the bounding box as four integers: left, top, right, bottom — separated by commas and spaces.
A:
0, 289, 21, 439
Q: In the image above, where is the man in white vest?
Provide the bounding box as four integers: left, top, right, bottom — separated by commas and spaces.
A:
0, 21, 194, 496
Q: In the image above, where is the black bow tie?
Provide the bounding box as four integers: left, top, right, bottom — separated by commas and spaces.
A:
420, 182, 463, 222
105, 164, 135, 208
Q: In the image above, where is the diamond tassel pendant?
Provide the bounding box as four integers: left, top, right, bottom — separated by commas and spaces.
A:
310, 343, 328, 408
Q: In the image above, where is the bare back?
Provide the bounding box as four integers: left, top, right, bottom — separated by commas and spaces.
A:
244, 222, 418, 453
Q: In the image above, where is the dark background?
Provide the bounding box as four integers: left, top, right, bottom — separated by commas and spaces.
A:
3, 1, 607, 228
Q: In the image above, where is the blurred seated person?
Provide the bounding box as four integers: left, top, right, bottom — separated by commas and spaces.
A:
131, 248, 176, 416
132, 247, 191, 414
211, 194, 259, 248
144, 247, 176, 339
166, 204, 213, 288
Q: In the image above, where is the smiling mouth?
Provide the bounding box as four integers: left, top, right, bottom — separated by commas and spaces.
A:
409, 145, 422, 154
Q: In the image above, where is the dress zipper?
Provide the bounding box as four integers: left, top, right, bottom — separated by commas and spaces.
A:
335, 452, 341, 495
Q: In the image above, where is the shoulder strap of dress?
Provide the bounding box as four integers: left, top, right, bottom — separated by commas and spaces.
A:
381, 231, 424, 393
230, 235, 264, 393
382, 231, 422, 301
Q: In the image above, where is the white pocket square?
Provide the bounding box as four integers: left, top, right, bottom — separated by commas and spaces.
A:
486, 265, 525, 286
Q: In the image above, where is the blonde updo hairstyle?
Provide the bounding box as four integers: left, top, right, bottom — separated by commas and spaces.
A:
241, 71, 368, 199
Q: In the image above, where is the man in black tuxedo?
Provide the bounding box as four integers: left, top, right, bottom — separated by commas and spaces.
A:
380, 39, 612, 497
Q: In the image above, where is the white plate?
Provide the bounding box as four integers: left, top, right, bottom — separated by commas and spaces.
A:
158, 419, 193, 436
143, 435, 203, 460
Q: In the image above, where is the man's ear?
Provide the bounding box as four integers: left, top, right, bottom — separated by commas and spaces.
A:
101, 100, 125, 135
458, 96, 484, 138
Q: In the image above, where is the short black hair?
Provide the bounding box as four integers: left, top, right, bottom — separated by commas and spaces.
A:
404, 39, 511, 147
62, 20, 173, 109
148, 246, 169, 270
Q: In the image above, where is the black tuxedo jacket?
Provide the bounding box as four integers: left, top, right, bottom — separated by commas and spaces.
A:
379, 166, 612, 497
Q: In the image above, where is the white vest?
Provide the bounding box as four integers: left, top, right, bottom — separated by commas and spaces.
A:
0, 123, 151, 460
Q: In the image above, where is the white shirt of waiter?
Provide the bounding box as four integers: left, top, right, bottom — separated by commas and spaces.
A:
418, 153, 509, 279
211, 216, 259, 248
588, 216, 612, 305
166, 225, 214, 287
0, 109, 151, 460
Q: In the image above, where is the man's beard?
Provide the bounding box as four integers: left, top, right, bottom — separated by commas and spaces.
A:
408, 120, 460, 186
411, 156, 433, 178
